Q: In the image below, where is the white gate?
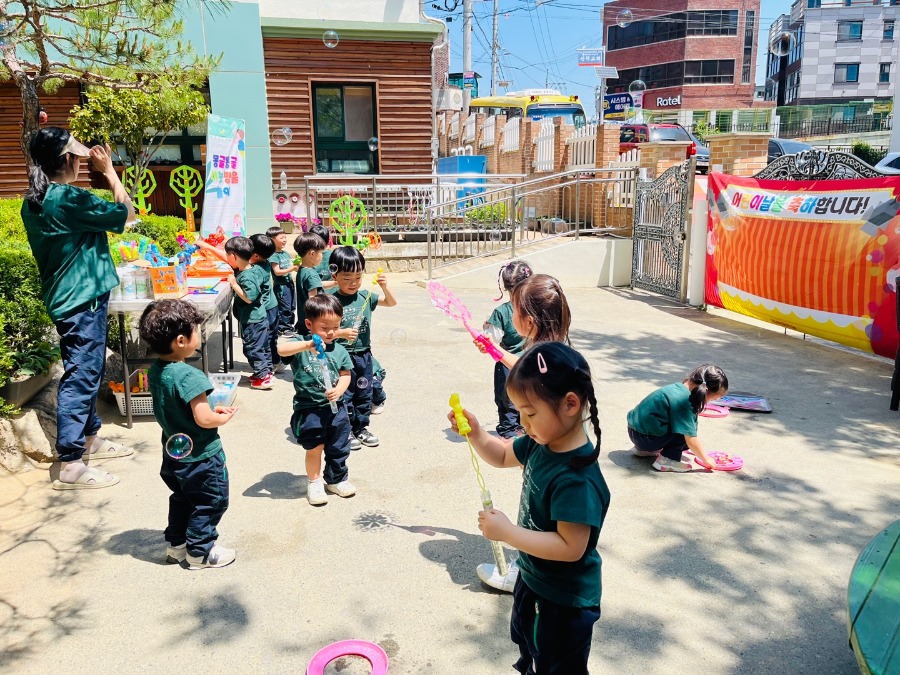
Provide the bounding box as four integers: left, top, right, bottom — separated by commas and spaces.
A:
532, 120, 555, 172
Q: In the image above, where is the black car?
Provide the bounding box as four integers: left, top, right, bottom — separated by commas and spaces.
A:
768, 139, 813, 164
689, 132, 709, 174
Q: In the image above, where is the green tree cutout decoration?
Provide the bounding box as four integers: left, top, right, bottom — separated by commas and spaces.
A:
169, 165, 204, 230
329, 194, 370, 250
123, 166, 157, 216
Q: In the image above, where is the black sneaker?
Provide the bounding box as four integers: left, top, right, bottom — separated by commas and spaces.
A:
356, 429, 379, 447
349, 434, 362, 451
279, 328, 298, 338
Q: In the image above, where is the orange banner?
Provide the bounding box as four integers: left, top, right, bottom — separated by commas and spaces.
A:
706, 173, 900, 359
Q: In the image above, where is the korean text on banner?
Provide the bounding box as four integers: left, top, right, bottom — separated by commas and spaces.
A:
202, 114, 246, 238
705, 172, 900, 359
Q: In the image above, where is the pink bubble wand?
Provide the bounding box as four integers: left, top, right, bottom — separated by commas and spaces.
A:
427, 281, 504, 362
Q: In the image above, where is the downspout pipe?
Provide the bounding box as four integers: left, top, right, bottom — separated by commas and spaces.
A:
421, 0, 449, 171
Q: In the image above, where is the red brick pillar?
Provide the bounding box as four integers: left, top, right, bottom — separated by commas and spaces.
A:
707, 132, 771, 176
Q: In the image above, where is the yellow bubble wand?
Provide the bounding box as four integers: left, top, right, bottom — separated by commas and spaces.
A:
449, 393, 509, 576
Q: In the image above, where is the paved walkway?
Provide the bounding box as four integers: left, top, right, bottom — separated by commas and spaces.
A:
1, 249, 898, 673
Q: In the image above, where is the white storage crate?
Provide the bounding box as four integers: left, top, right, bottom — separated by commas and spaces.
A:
115, 372, 240, 416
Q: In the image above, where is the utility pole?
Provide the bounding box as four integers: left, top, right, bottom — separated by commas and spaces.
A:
463, 0, 473, 109
491, 0, 499, 95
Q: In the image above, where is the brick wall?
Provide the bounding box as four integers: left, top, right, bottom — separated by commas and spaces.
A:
639, 141, 692, 179
707, 132, 770, 176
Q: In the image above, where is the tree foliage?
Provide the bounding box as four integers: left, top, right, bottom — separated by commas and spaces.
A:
0, 0, 222, 162
69, 84, 209, 198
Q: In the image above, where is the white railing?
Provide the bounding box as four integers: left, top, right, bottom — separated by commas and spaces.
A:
501, 117, 520, 152
462, 115, 476, 143
480, 115, 496, 148
449, 112, 460, 139
565, 123, 596, 171
532, 119, 555, 172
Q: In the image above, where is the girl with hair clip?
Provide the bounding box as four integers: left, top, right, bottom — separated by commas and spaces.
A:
473, 271, 572, 592
448, 343, 611, 675
627, 364, 729, 472
484, 260, 533, 439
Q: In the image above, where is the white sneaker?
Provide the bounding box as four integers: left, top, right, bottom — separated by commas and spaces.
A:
165, 543, 186, 564
307, 478, 329, 505
370, 403, 385, 415
325, 480, 357, 498
476, 560, 519, 593
652, 456, 694, 472
186, 544, 236, 569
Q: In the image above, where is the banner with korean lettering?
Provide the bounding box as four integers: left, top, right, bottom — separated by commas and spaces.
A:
706, 172, 900, 359
201, 114, 246, 237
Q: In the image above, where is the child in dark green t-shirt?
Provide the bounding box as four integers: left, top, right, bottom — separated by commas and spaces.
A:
448, 343, 610, 674
309, 223, 337, 288
330, 246, 397, 450
293, 232, 326, 333
250, 234, 280, 372
484, 260, 533, 438
226, 237, 273, 389
627, 364, 728, 472
139, 299, 238, 570
278, 294, 354, 506
266, 225, 299, 338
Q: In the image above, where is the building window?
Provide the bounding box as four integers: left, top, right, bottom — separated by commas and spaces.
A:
834, 63, 860, 83
606, 10, 737, 50
880, 63, 891, 82
885, 20, 895, 40
742, 11, 756, 84
609, 61, 686, 91
837, 21, 863, 41
312, 83, 378, 174
808, 0, 821, 7
685, 10, 739, 36
685, 60, 735, 85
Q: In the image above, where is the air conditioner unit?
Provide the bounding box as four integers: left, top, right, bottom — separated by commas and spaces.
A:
434, 88, 464, 111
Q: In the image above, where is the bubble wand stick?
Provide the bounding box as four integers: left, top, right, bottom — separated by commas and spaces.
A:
311, 335, 338, 413
449, 393, 508, 576
428, 281, 504, 362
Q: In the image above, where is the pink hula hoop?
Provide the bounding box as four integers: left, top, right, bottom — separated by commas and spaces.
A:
307, 640, 389, 675
699, 404, 729, 418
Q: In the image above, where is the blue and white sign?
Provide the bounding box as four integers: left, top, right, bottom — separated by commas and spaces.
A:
603, 93, 632, 119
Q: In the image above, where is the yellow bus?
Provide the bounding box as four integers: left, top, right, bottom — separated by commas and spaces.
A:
468, 89, 587, 127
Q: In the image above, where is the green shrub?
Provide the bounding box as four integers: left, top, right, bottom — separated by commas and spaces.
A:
851, 142, 884, 167
130, 214, 187, 257
89, 188, 114, 202
0, 197, 26, 245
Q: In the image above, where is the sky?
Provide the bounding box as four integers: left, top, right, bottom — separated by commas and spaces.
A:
439, 0, 785, 117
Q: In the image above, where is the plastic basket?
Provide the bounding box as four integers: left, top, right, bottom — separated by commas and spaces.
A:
207, 373, 240, 408
114, 372, 155, 416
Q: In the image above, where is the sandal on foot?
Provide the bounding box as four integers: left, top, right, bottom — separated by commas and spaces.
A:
85, 438, 134, 460
52, 466, 120, 490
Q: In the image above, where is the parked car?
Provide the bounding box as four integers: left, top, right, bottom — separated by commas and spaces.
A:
875, 152, 900, 174
767, 138, 813, 164
619, 123, 697, 159
689, 132, 709, 174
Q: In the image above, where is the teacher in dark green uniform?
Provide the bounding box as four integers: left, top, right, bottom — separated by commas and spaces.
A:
22, 127, 135, 490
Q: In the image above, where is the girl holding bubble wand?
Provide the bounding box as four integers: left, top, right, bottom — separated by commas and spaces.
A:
471, 272, 572, 592
448, 343, 610, 675
483, 260, 533, 439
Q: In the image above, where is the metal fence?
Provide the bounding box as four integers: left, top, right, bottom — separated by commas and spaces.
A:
423, 168, 639, 277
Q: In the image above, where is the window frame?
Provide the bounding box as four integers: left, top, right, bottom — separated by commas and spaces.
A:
879, 62, 891, 83
884, 20, 895, 40
310, 81, 379, 175
834, 62, 860, 83
837, 20, 864, 41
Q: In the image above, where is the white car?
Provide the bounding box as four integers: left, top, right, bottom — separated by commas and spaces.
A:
875, 152, 900, 174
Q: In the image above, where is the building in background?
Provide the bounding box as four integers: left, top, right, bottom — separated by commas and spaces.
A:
766, 0, 898, 108
602, 0, 764, 116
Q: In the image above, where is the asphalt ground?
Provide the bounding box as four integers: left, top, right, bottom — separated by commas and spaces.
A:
1, 249, 898, 674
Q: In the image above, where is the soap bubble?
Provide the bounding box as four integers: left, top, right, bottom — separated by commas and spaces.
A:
389, 328, 407, 344
329, 264, 338, 276
628, 80, 646, 94
271, 127, 293, 146
770, 30, 795, 58
165, 433, 193, 460
483, 324, 503, 343
616, 9, 633, 28
356, 377, 369, 390
490, 228, 502, 242
323, 30, 339, 48
367, 137, 379, 152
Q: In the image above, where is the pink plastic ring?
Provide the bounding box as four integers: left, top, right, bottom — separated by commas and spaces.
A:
306, 640, 389, 675
695, 451, 743, 471
699, 403, 729, 418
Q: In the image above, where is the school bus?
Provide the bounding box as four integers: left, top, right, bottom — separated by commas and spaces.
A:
468, 89, 587, 127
